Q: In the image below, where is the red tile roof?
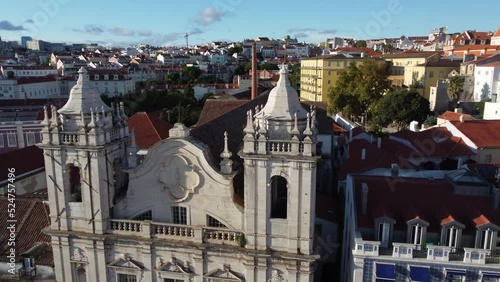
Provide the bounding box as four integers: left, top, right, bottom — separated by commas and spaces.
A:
449, 120, 500, 147
353, 175, 500, 233
493, 28, 500, 38
195, 100, 248, 127
438, 111, 474, 122
127, 112, 173, 149
0, 146, 45, 183
0, 197, 52, 265
382, 50, 441, 59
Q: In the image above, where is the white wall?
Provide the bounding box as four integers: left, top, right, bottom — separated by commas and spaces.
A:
474, 65, 499, 101
484, 101, 500, 120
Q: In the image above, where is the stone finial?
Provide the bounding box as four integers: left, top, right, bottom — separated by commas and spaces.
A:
220, 131, 233, 160
119, 101, 128, 122
41, 105, 50, 126
220, 131, 233, 174
303, 112, 312, 136
88, 107, 96, 128
131, 128, 137, 147
244, 110, 255, 134
291, 112, 300, 135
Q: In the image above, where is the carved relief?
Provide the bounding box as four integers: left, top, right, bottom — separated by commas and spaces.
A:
71, 247, 88, 263
157, 155, 200, 201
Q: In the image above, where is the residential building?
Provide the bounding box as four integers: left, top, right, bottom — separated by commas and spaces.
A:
300, 54, 370, 103
492, 28, 500, 46
38, 66, 338, 282
260, 46, 276, 58
21, 36, 33, 48
0, 65, 58, 78
436, 110, 474, 125
0, 76, 69, 99
341, 168, 500, 282
444, 30, 493, 52
437, 119, 500, 163
26, 39, 49, 51
484, 99, 500, 119
417, 59, 461, 99
382, 51, 441, 87
460, 54, 500, 101
474, 62, 500, 101
86, 69, 135, 97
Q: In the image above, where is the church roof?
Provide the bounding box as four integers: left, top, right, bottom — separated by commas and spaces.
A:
128, 112, 173, 149
58, 67, 112, 115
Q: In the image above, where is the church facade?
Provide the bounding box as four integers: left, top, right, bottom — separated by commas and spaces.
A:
38, 66, 337, 282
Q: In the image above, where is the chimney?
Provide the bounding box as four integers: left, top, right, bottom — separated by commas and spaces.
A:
251, 42, 258, 100
377, 137, 382, 149
454, 107, 463, 113
361, 183, 369, 214
391, 163, 399, 178
361, 148, 366, 160
459, 114, 465, 122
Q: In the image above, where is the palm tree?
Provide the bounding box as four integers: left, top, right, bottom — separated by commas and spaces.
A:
447, 76, 464, 103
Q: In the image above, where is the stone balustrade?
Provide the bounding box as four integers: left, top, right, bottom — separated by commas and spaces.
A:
59, 132, 80, 145
354, 238, 380, 256
107, 219, 244, 246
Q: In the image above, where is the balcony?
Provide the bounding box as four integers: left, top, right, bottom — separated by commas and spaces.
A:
107, 219, 244, 247
19, 267, 36, 277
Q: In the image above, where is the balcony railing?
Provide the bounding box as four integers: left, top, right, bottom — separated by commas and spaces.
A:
19, 267, 36, 277
107, 219, 243, 246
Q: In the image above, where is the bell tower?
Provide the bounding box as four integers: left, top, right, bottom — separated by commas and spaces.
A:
38, 67, 133, 235
239, 64, 319, 256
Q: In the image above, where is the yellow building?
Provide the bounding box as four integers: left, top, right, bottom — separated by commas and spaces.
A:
418, 59, 461, 99
382, 51, 441, 88
300, 54, 368, 103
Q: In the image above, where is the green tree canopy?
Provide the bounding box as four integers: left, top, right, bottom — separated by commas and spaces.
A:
374, 89, 430, 131
288, 63, 300, 91
327, 59, 390, 119
354, 40, 367, 47
181, 66, 202, 83
259, 63, 279, 70
228, 46, 243, 56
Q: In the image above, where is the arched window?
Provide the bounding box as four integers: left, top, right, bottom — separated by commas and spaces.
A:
76, 267, 86, 282
270, 176, 288, 219
68, 165, 82, 202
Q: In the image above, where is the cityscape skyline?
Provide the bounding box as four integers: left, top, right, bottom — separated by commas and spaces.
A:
1, 0, 500, 47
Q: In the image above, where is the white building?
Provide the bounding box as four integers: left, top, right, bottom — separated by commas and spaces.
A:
341, 168, 500, 282
38, 66, 338, 282
0, 76, 71, 99
483, 99, 500, 119
474, 62, 500, 101
0, 65, 58, 78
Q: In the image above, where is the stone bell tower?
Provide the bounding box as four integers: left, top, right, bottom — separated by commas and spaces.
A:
239, 64, 320, 281
37, 67, 135, 281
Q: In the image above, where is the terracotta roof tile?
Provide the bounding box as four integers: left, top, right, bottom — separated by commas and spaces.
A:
128, 112, 173, 149
0, 197, 52, 265
438, 111, 474, 121
450, 120, 500, 147
353, 175, 499, 233
195, 100, 248, 127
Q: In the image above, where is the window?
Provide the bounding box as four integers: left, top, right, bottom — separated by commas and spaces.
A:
328, 80, 331, 85
94, 75, 99, 80
443, 226, 459, 251
0, 134, 4, 147
117, 273, 137, 282
68, 165, 82, 202
270, 176, 288, 219
378, 222, 391, 248
410, 223, 423, 249
429, 71, 434, 78
172, 206, 187, 225
23, 257, 34, 269
7, 133, 17, 147
479, 228, 495, 250
207, 215, 226, 228
26, 132, 36, 146
164, 279, 183, 282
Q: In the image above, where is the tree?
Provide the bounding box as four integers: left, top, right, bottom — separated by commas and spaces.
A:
354, 40, 367, 47
288, 63, 300, 91
374, 89, 430, 131
327, 59, 390, 120
259, 63, 279, 70
447, 76, 464, 103
181, 66, 202, 83
228, 46, 243, 56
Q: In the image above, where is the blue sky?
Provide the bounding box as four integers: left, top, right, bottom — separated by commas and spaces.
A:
0, 0, 499, 47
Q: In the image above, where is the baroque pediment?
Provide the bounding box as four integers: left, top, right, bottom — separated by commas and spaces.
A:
205, 265, 244, 281
157, 154, 201, 201
107, 257, 144, 270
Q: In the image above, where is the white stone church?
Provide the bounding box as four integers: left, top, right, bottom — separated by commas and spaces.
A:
37, 66, 338, 282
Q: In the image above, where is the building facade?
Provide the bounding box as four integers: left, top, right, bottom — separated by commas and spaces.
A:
39, 66, 335, 282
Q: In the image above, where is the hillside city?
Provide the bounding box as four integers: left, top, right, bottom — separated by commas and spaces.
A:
0, 25, 500, 282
